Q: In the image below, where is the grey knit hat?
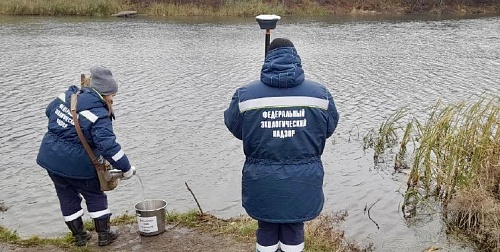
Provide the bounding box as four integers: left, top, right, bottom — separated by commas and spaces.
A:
90, 66, 118, 95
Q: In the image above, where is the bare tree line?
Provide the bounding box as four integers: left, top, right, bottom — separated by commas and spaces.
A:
401, 0, 497, 12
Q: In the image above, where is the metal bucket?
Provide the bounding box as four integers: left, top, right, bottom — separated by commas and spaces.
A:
134, 199, 167, 236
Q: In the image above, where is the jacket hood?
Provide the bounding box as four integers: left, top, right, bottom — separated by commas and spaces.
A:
65, 85, 106, 112
260, 47, 305, 88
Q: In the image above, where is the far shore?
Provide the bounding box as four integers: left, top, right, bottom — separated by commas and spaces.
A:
0, 0, 499, 17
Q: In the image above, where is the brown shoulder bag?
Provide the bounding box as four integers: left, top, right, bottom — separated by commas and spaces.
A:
70, 93, 118, 191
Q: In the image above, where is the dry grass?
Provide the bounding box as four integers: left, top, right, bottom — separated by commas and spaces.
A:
447, 189, 500, 251
105, 210, 371, 251
166, 210, 372, 251
364, 98, 500, 251
305, 211, 373, 252
0, 0, 124, 16
1, 0, 498, 15
142, 0, 327, 16
0, 225, 74, 248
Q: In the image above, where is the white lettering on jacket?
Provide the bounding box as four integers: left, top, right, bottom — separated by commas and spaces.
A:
55, 104, 75, 128
260, 109, 306, 138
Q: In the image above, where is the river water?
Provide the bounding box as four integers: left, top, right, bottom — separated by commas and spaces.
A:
1, 13, 499, 251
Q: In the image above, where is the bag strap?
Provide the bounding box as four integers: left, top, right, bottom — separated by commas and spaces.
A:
70, 93, 101, 168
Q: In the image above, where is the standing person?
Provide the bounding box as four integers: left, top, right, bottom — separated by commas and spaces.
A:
224, 38, 339, 252
37, 66, 136, 246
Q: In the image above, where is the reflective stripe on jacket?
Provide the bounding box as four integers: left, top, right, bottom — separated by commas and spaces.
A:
37, 85, 131, 179
224, 47, 339, 223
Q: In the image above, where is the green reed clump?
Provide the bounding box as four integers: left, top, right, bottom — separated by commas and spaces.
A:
0, 0, 122, 16
365, 98, 499, 251
363, 108, 410, 163
407, 100, 499, 204
418, 99, 500, 251
0, 225, 19, 243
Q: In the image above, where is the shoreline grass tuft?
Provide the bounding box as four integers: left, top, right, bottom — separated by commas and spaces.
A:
1, 210, 371, 251
363, 97, 500, 251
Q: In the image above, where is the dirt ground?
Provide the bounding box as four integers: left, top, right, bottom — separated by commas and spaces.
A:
0, 222, 255, 252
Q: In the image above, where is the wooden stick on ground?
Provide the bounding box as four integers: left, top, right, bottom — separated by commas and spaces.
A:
367, 199, 380, 229
185, 181, 204, 215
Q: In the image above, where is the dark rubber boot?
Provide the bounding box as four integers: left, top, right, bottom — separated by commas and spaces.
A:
65, 217, 91, 246
93, 216, 118, 246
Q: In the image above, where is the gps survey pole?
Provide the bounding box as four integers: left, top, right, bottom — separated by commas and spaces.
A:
256, 14, 281, 58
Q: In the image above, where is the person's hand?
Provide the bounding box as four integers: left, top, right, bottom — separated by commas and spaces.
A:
122, 166, 136, 180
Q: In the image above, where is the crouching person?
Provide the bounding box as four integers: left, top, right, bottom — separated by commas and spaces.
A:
36, 66, 136, 246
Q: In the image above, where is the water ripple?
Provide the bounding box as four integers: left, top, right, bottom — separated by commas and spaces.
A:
1, 15, 498, 251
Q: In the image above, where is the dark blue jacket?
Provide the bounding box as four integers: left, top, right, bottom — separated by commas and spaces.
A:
37, 85, 132, 179
224, 47, 339, 223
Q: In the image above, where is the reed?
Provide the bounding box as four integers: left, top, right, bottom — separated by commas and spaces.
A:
146, 2, 207, 16
1, 0, 498, 16
0, 0, 326, 16
216, 0, 287, 17
143, 0, 322, 17
363, 107, 409, 163
364, 98, 500, 251
0, 0, 122, 16
408, 100, 499, 204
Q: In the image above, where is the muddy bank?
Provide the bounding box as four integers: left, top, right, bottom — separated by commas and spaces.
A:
0, 223, 254, 252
